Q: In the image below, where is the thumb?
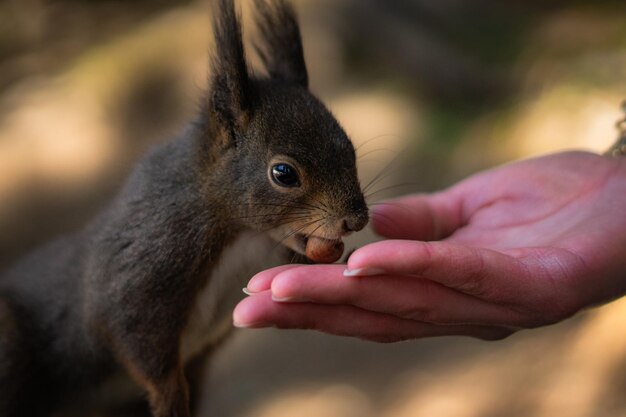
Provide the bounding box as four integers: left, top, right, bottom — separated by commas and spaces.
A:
370, 191, 462, 241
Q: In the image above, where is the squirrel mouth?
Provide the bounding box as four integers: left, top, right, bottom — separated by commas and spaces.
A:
295, 234, 344, 264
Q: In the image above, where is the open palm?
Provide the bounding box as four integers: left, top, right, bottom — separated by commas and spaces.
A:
234, 152, 626, 342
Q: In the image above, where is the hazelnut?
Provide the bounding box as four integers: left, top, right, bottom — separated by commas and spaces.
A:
305, 237, 344, 263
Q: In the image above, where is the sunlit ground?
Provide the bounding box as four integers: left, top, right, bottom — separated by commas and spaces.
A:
1, 1, 625, 416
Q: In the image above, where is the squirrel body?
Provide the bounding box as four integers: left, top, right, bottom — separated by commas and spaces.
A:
0, 1, 368, 416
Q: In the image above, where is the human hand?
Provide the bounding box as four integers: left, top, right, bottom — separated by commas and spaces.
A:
233, 151, 626, 342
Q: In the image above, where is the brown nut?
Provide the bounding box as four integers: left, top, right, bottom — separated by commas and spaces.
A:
305, 237, 344, 264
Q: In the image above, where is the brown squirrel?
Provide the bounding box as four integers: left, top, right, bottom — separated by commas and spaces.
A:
0, 1, 368, 416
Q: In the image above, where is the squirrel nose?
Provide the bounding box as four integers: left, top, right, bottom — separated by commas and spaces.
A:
342, 210, 369, 233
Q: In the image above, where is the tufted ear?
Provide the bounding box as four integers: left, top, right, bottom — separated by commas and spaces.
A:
209, 0, 254, 143
254, 0, 308, 88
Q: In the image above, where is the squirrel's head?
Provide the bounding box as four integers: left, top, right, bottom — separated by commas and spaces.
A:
204, 0, 368, 263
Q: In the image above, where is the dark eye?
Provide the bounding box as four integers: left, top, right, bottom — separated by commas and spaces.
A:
271, 163, 300, 187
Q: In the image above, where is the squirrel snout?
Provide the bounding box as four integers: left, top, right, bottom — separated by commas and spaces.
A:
341, 210, 369, 233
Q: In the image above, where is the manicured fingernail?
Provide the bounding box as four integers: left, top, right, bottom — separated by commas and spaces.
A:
242, 287, 255, 296
233, 321, 275, 329
271, 295, 301, 303
343, 267, 386, 277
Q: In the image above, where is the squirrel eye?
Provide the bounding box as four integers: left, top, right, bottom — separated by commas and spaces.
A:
271, 163, 300, 187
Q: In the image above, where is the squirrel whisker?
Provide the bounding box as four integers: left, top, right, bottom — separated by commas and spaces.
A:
354, 133, 400, 154
247, 200, 314, 209
270, 217, 325, 252
304, 219, 328, 241
271, 194, 328, 213
232, 212, 312, 220
364, 182, 419, 201
361, 151, 405, 195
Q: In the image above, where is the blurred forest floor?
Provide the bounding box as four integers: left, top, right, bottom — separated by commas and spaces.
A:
1, 1, 626, 416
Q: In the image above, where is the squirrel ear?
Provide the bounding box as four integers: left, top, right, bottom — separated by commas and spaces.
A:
254, 0, 308, 88
209, 0, 253, 141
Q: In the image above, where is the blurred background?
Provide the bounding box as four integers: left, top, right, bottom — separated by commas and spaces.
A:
1, 0, 626, 416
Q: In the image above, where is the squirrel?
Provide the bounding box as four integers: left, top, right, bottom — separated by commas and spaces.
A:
0, 0, 369, 416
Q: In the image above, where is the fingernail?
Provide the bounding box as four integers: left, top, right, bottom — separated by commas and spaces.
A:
271, 295, 301, 303
242, 287, 255, 296
343, 267, 386, 277
233, 321, 275, 329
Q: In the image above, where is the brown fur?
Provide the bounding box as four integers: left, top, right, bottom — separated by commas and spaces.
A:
0, 1, 368, 416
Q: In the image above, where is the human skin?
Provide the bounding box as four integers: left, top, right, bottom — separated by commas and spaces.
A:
233, 151, 626, 342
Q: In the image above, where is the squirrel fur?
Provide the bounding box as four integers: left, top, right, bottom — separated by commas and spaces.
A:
0, 1, 368, 416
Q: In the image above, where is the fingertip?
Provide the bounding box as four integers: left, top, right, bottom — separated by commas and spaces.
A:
233, 291, 275, 328
269, 265, 317, 299
370, 196, 435, 240
370, 192, 461, 241
270, 264, 347, 299
345, 245, 374, 274
246, 264, 301, 293
346, 240, 438, 278
270, 269, 298, 300
245, 274, 271, 293
232, 295, 255, 326
369, 201, 408, 237
346, 241, 395, 272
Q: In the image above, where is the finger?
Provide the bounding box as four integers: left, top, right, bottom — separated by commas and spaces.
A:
245, 264, 303, 293
371, 192, 462, 241
347, 240, 533, 305
269, 265, 529, 327
233, 292, 514, 342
